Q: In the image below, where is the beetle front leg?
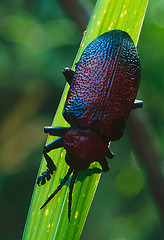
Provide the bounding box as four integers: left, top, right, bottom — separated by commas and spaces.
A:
37, 138, 64, 186
132, 100, 143, 109
44, 126, 69, 136
99, 157, 110, 172
106, 148, 114, 159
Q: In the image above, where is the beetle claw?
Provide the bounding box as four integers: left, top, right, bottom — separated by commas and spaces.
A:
37, 176, 46, 186
106, 148, 114, 159
37, 176, 43, 186
37, 169, 53, 186
99, 157, 110, 172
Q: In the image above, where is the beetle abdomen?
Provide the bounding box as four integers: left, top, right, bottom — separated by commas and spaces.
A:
63, 30, 140, 141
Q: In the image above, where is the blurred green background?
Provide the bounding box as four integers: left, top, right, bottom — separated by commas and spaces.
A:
0, 0, 164, 239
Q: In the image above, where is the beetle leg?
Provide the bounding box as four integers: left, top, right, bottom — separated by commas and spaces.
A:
132, 100, 143, 109
62, 68, 75, 85
37, 138, 64, 186
99, 157, 110, 172
40, 167, 73, 209
106, 148, 114, 159
44, 126, 69, 136
68, 170, 78, 221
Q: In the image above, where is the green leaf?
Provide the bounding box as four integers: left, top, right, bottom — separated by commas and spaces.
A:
22, 0, 149, 239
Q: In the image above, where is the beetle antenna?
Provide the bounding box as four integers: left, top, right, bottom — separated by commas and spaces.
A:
40, 167, 73, 209
68, 170, 78, 221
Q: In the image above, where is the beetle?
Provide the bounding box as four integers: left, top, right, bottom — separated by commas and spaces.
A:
37, 30, 143, 221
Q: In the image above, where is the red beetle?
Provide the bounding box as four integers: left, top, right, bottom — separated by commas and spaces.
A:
37, 30, 143, 220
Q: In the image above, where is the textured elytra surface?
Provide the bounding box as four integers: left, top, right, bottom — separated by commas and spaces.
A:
63, 30, 141, 141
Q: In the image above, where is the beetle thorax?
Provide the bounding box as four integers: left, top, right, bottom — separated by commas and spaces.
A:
63, 128, 108, 170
